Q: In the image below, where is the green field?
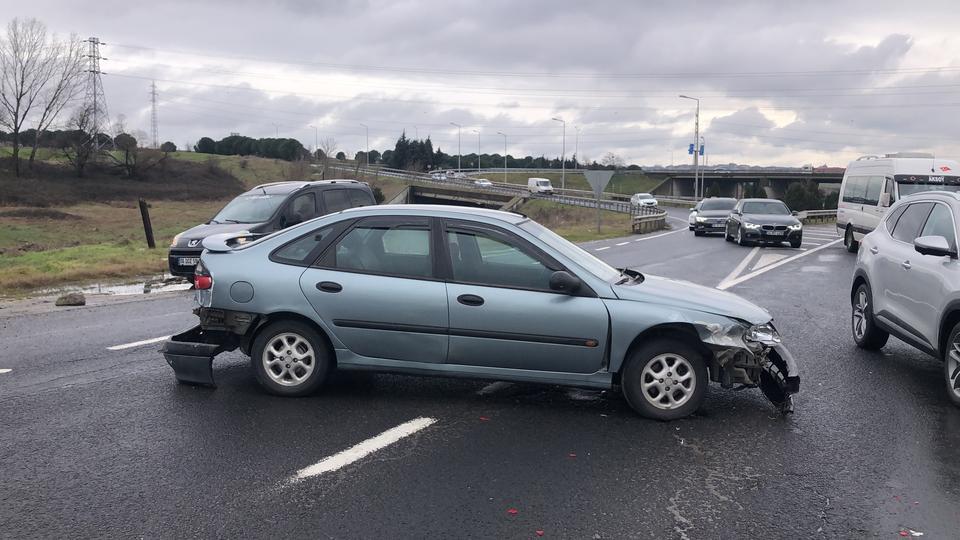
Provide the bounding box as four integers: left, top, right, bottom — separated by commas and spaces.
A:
518, 199, 635, 242
475, 170, 662, 196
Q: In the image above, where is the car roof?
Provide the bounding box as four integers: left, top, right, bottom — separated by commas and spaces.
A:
740, 198, 783, 203
901, 191, 960, 203
244, 179, 366, 195
339, 204, 527, 224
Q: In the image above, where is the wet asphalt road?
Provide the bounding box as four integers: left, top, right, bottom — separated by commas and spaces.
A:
1, 212, 959, 539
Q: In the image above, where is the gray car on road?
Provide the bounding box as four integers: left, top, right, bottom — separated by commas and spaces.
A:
852, 191, 960, 407
162, 205, 800, 420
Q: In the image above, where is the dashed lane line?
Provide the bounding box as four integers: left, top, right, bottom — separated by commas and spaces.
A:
106, 335, 172, 351
595, 246, 611, 251
291, 417, 437, 481
616, 241, 629, 246
717, 239, 842, 290
0, 369, 11, 374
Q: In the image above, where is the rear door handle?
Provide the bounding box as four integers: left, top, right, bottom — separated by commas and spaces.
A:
901, 260, 912, 270
457, 294, 484, 306
316, 281, 342, 293
870, 246, 879, 254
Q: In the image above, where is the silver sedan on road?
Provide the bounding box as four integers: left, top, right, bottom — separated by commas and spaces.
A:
852, 191, 960, 407
163, 205, 800, 420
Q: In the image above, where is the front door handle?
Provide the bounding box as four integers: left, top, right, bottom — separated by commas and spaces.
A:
870, 246, 879, 254
901, 260, 912, 270
457, 294, 484, 306
316, 281, 342, 293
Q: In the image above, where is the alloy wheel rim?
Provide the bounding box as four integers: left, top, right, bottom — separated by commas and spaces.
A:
262, 332, 315, 386
853, 290, 867, 340
640, 353, 696, 410
949, 340, 960, 399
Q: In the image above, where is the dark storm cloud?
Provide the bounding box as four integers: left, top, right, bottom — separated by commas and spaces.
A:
11, 0, 960, 164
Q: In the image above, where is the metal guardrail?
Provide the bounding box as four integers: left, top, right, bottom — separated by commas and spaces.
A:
799, 209, 838, 219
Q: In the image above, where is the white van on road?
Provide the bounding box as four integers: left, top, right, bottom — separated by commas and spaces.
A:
837, 153, 960, 252
528, 177, 555, 194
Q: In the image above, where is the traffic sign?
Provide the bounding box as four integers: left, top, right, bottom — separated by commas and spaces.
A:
583, 170, 614, 198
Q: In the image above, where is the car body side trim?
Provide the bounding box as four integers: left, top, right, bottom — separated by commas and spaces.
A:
874, 311, 937, 356
332, 319, 598, 347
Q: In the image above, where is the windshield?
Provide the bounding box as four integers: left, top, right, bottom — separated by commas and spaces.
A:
537, 180, 551, 186
519, 220, 620, 282
742, 201, 789, 215
212, 194, 286, 223
635, 193, 652, 199
701, 199, 736, 211
897, 183, 960, 197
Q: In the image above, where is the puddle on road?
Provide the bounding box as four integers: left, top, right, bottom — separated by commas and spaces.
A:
38, 274, 192, 297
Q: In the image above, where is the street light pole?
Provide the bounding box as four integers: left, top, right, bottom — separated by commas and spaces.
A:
308, 124, 318, 155
679, 95, 700, 199
271, 123, 280, 138
359, 123, 369, 169
473, 129, 480, 175
450, 122, 461, 172
574, 126, 580, 170
551, 116, 566, 190
496, 131, 507, 183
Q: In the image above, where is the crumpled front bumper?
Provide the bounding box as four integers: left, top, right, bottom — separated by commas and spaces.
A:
160, 325, 233, 386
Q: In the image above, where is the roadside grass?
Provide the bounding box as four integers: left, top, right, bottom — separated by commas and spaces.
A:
479, 171, 663, 195
519, 199, 635, 242
0, 244, 169, 292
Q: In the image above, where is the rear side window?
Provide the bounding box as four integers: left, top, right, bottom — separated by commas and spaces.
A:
884, 205, 907, 232
920, 203, 957, 251
322, 190, 352, 213
271, 224, 338, 266
891, 202, 934, 243
349, 190, 374, 207
324, 218, 433, 279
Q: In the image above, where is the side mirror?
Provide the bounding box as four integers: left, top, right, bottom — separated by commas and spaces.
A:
914, 235, 956, 258
549, 271, 581, 294
879, 193, 891, 207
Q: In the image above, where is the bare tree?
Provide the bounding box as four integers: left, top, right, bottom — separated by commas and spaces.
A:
600, 152, 625, 169
27, 32, 84, 169
59, 105, 96, 177
317, 137, 337, 179
0, 18, 54, 177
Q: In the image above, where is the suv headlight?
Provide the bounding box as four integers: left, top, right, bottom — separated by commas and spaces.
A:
744, 322, 781, 345
743, 221, 761, 229
170, 232, 182, 248
696, 216, 707, 222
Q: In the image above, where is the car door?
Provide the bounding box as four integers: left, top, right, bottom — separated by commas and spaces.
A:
874, 202, 934, 345
298, 215, 448, 363
441, 219, 608, 374
909, 202, 959, 345
861, 176, 885, 233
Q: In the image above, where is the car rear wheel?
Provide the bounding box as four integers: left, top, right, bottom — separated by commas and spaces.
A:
844, 226, 859, 253
852, 283, 888, 350
251, 321, 331, 396
943, 324, 960, 407
621, 338, 708, 420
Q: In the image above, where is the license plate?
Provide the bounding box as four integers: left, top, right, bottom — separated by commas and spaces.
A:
711, 223, 724, 228
179, 257, 200, 266
764, 231, 784, 236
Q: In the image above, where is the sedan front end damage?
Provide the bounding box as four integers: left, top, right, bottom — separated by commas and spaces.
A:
694, 319, 800, 413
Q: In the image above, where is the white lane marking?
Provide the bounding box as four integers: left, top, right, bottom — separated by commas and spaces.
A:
752, 253, 787, 270
0, 369, 11, 374
106, 335, 172, 351
594, 246, 611, 251
293, 417, 437, 481
616, 241, 629, 246
632, 228, 688, 242
477, 381, 513, 395
802, 233, 838, 240
717, 239, 842, 290
801, 242, 822, 246
718, 246, 759, 289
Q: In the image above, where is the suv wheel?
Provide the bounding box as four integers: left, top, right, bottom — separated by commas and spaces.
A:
943, 324, 960, 407
621, 338, 708, 420
251, 321, 331, 396
844, 226, 859, 253
852, 283, 888, 350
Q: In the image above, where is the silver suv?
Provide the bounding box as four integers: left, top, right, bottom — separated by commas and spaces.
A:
852, 191, 960, 407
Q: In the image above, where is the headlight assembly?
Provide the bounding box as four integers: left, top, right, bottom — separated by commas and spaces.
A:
789, 223, 803, 230
745, 322, 781, 345
743, 222, 761, 229
696, 216, 707, 222
170, 233, 182, 248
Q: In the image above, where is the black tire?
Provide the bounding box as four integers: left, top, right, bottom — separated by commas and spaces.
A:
943, 324, 960, 408
736, 226, 750, 246
844, 226, 859, 253
852, 282, 888, 350
621, 338, 709, 420
251, 320, 332, 396
790, 236, 802, 249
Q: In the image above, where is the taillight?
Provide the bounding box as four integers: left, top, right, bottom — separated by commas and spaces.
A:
194, 261, 213, 290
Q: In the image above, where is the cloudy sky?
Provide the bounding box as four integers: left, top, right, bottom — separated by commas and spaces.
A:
11, 0, 960, 166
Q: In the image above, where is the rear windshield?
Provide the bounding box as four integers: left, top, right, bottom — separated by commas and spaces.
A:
742, 201, 789, 215
212, 194, 286, 224
701, 199, 736, 211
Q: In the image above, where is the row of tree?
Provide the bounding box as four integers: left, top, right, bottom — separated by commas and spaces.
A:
193, 135, 308, 161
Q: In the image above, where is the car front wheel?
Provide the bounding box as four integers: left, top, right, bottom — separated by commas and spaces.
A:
251, 321, 332, 396
943, 324, 960, 407
852, 283, 888, 350
736, 226, 750, 246
621, 338, 708, 420
790, 235, 802, 248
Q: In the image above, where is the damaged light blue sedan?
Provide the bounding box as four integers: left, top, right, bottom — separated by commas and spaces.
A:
162, 205, 799, 420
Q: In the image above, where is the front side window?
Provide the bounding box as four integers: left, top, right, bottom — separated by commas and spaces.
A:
919, 203, 957, 251
518, 219, 620, 282
288, 193, 316, 221
842, 176, 867, 204
863, 176, 884, 206
891, 202, 934, 244
447, 227, 555, 290
322, 189, 353, 213
327, 219, 432, 279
